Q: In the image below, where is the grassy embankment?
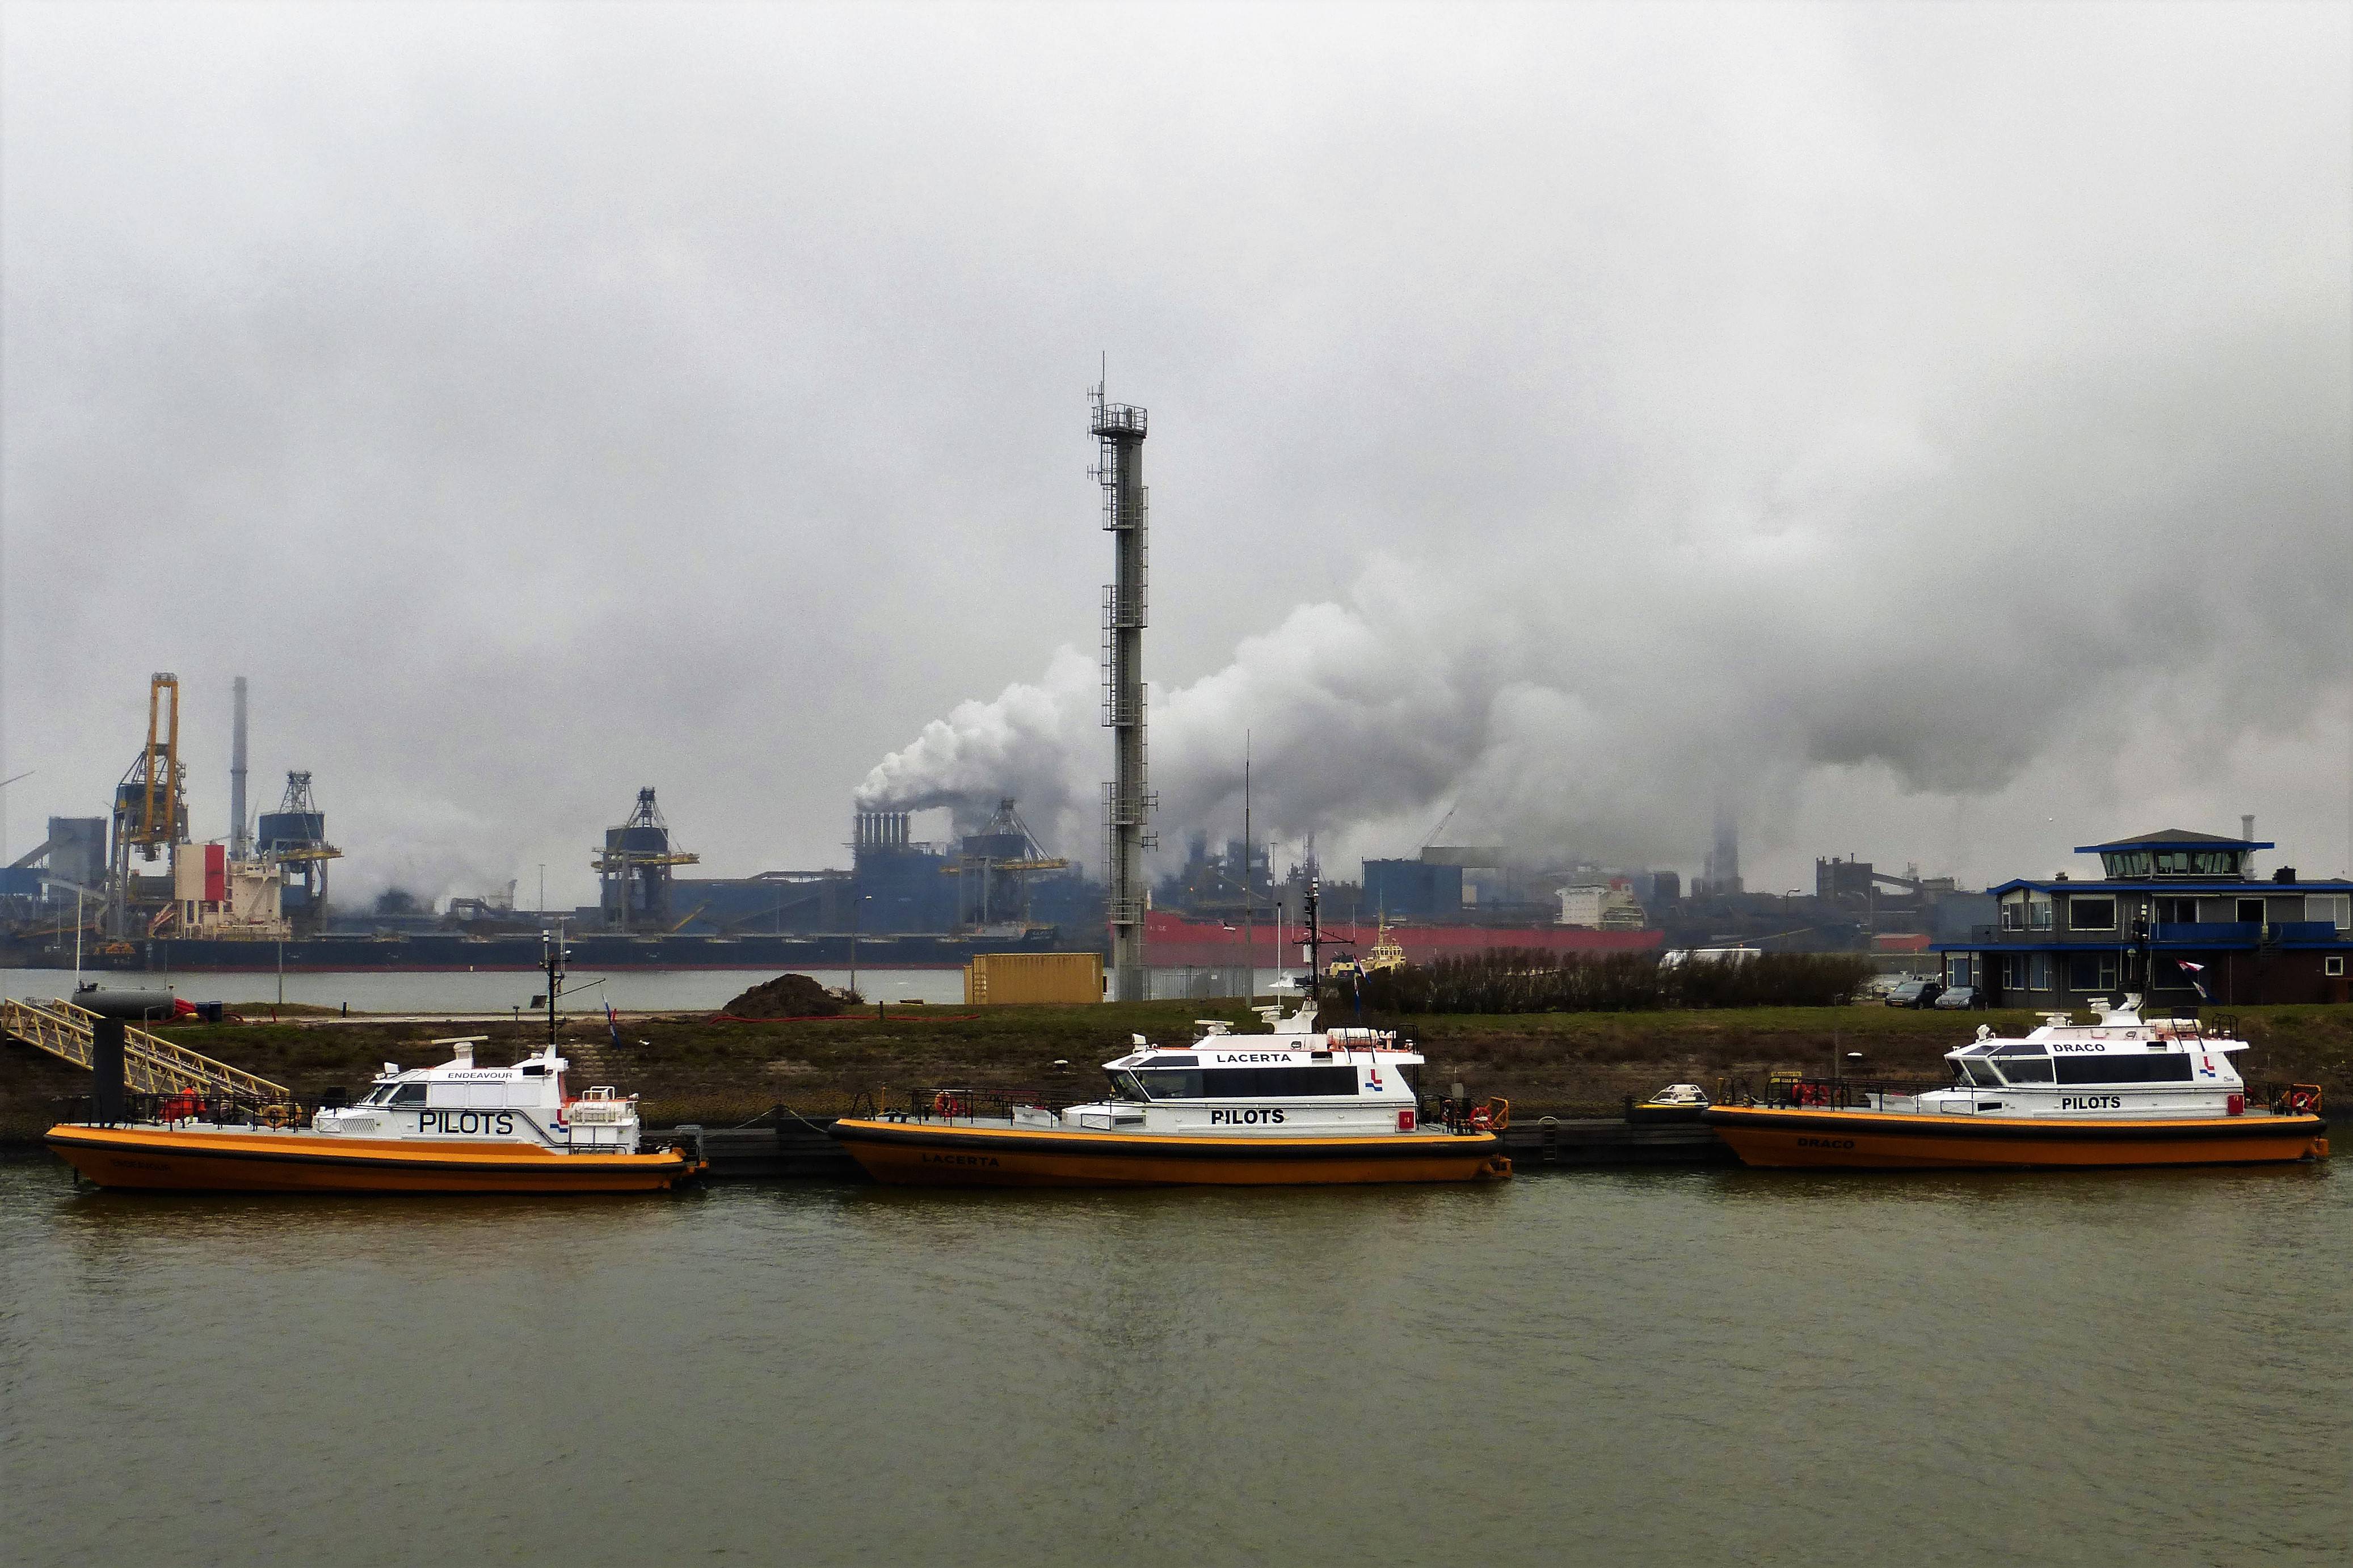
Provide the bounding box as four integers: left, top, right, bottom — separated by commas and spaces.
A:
7, 999, 2350, 1143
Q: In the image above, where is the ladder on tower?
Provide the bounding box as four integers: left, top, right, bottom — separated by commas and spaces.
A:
1, 997, 289, 1099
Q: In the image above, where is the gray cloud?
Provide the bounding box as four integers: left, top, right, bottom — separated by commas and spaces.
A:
5, 1, 2347, 908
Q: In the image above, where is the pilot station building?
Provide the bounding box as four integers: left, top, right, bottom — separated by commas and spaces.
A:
1933, 828, 2353, 1008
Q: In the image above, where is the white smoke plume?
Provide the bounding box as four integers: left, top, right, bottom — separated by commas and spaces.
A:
860, 316, 2353, 884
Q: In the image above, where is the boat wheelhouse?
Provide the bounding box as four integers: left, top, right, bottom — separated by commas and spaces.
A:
1702, 996, 2327, 1169
831, 998, 1510, 1187
47, 1038, 704, 1193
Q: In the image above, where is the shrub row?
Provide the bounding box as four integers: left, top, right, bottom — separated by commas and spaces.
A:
1342, 949, 1875, 1015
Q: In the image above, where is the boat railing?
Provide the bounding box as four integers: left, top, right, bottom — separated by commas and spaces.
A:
874, 1086, 1076, 1125
51, 1086, 314, 1130
1744, 1077, 1949, 1111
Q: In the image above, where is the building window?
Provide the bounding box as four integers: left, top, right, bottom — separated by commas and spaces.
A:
1947, 955, 1974, 987
2308, 894, 2351, 931
2156, 897, 2198, 927
2000, 954, 2026, 988
2327, 956, 2347, 977
2068, 952, 2119, 990
2029, 897, 2054, 930
2028, 954, 2053, 990
2237, 898, 2267, 926
2000, 902, 2023, 931
2069, 897, 2117, 932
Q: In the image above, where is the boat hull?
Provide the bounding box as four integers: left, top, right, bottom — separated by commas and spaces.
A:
830, 1119, 1510, 1187
1701, 1105, 2329, 1170
45, 1125, 700, 1193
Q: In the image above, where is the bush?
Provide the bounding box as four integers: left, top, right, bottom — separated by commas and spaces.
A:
1349, 950, 1873, 1015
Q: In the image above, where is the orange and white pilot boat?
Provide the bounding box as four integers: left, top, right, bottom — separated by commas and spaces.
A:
1703, 996, 2327, 1170
831, 995, 1510, 1188
47, 1038, 704, 1194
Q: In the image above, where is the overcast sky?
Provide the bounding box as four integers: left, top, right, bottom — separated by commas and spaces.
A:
3, 1, 2348, 909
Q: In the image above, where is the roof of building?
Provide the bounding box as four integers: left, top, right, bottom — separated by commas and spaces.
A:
1989, 877, 2353, 895
2073, 828, 2274, 853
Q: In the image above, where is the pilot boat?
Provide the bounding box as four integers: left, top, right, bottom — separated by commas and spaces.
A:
1702, 996, 2327, 1169
47, 1038, 705, 1193
831, 996, 1510, 1187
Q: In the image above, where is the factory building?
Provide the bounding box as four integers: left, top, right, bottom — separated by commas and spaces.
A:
256, 772, 340, 935
595, 787, 701, 930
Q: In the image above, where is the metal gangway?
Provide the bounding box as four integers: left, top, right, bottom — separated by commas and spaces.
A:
2, 996, 289, 1099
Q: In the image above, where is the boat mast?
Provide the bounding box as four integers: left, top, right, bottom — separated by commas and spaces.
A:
1303, 875, 1321, 1001
542, 917, 567, 1048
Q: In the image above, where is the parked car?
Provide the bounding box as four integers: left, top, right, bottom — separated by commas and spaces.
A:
1931, 984, 1985, 1010
1885, 980, 1945, 1008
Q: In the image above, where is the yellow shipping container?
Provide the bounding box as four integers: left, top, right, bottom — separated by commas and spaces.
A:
964, 952, 1105, 1005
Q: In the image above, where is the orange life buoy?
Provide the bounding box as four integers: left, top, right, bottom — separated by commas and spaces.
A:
1470, 1105, 1491, 1131
2285, 1085, 2322, 1115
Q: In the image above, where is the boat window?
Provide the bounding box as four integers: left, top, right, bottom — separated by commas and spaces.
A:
359, 1085, 397, 1106
1131, 1066, 1360, 1099
1108, 1071, 1150, 1102
386, 1084, 428, 1106
1152, 1056, 1199, 1067
1994, 1058, 2053, 1084
1989, 1041, 2043, 1055
2052, 1055, 2192, 1085
1961, 1060, 2002, 1088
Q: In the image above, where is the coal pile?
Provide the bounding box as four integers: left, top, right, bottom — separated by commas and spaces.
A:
719, 973, 847, 1018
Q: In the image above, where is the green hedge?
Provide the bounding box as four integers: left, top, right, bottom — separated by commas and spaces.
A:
1345, 949, 1874, 1014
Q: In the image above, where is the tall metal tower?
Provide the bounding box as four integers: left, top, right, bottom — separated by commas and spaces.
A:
1093, 381, 1155, 1000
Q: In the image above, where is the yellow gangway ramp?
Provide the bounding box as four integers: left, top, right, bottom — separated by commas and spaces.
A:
964, 952, 1105, 1005
1, 996, 289, 1099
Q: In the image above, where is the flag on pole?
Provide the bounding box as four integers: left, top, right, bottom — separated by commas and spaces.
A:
2177, 960, 2208, 1000
605, 1000, 622, 1048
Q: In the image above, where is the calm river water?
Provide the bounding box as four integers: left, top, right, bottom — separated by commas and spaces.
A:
3, 1159, 2345, 1567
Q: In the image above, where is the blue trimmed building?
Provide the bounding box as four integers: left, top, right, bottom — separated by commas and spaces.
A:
1934, 829, 2353, 1008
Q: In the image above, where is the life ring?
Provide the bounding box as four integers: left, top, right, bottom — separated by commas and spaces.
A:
2285, 1085, 2322, 1115
259, 1102, 300, 1130
932, 1092, 966, 1120
1470, 1105, 1491, 1132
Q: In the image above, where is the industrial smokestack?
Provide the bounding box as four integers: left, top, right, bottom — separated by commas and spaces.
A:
230, 676, 250, 859
2241, 813, 2255, 843
1092, 378, 1152, 1002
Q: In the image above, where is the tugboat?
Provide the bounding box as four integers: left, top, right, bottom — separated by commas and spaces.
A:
47, 1038, 706, 1193
831, 884, 1511, 1187
1702, 996, 2327, 1169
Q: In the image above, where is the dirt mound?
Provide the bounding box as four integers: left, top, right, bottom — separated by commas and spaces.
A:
720, 973, 845, 1018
